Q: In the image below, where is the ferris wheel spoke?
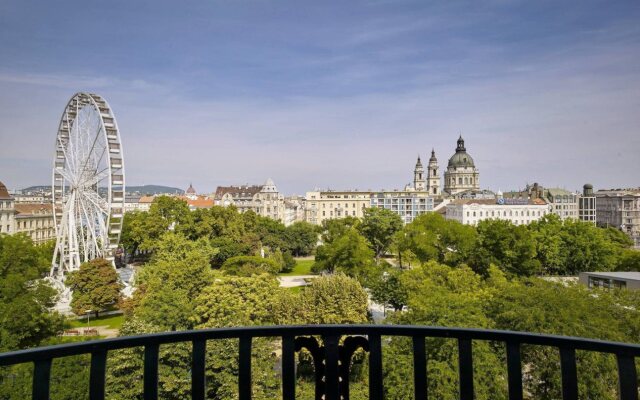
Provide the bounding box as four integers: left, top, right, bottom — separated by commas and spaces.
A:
78, 117, 103, 174
79, 166, 110, 188
82, 190, 110, 216
78, 195, 102, 260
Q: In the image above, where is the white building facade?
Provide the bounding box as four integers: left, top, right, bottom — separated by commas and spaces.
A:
595, 188, 640, 248
370, 191, 434, 224
446, 198, 550, 226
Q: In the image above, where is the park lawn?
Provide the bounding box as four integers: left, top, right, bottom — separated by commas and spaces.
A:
279, 259, 315, 276
287, 286, 305, 294
66, 314, 124, 330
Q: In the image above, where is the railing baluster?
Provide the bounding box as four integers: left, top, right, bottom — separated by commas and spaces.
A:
324, 335, 341, 400
90, 350, 107, 400
412, 336, 427, 400
32, 359, 52, 400
191, 340, 206, 400
458, 338, 474, 400
506, 341, 522, 400
616, 353, 638, 400
369, 333, 383, 400
239, 336, 252, 400
559, 347, 578, 400
282, 335, 296, 400
144, 344, 159, 400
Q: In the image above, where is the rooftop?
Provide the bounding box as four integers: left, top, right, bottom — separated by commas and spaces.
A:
0, 180, 12, 200
580, 271, 640, 282
14, 203, 53, 216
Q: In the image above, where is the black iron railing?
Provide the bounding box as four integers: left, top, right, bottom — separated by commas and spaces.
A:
0, 324, 638, 400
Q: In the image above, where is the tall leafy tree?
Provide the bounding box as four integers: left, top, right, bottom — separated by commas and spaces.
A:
140, 196, 193, 250
471, 219, 541, 276
616, 249, 640, 271
66, 258, 123, 317
120, 210, 149, 256
401, 213, 476, 267
133, 233, 216, 329
313, 228, 375, 279
359, 207, 403, 260
0, 234, 63, 351
284, 221, 319, 256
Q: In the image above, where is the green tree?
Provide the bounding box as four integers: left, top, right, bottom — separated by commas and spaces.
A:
194, 274, 282, 399
221, 255, 282, 276
471, 219, 541, 276
320, 216, 361, 244
66, 258, 123, 317
369, 268, 408, 311
486, 278, 639, 399
284, 273, 369, 324
313, 228, 375, 279
401, 213, 477, 267
0, 234, 63, 351
616, 249, 640, 271
359, 207, 403, 260
384, 262, 508, 400
140, 196, 193, 250
560, 219, 619, 274
528, 214, 567, 274
284, 221, 319, 256
120, 210, 149, 257
133, 233, 216, 329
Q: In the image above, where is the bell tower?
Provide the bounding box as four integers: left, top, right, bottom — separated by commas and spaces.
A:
413, 156, 426, 191
427, 149, 440, 195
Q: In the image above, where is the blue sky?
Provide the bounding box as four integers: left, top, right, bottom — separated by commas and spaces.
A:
0, 0, 639, 195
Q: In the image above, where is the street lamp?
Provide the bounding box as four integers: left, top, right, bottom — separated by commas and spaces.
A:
85, 310, 93, 327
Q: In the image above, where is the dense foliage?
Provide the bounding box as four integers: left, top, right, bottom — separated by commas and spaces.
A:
0, 234, 62, 351
121, 197, 318, 266
67, 258, 122, 317
0, 235, 68, 400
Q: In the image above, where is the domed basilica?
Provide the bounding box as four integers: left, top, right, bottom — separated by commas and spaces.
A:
411, 135, 480, 196
444, 135, 479, 195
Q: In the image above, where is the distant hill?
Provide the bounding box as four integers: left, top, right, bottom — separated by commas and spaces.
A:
22, 185, 184, 195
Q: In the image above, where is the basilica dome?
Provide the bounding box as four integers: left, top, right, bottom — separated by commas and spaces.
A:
448, 136, 475, 168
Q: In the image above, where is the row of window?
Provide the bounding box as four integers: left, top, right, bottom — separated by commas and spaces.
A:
465, 209, 546, 218
322, 210, 358, 217
448, 176, 476, 186
319, 203, 365, 209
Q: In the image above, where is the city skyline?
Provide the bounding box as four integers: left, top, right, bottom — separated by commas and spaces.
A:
1, 1, 639, 194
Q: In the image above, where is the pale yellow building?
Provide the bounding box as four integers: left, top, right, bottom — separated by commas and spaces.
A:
305, 190, 371, 226
14, 203, 56, 244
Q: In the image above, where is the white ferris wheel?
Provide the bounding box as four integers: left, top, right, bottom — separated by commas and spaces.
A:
50, 93, 125, 285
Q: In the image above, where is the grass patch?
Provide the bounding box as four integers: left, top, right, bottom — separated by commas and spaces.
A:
279, 259, 316, 276
66, 314, 124, 330
287, 286, 305, 294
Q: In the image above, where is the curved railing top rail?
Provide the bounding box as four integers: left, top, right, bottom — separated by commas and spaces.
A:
2, 324, 639, 365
